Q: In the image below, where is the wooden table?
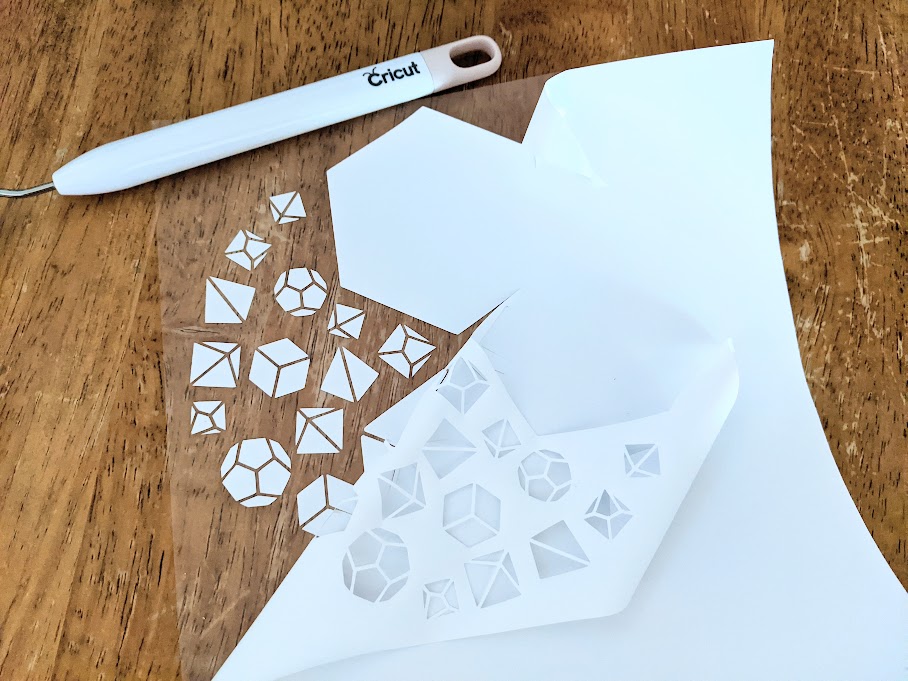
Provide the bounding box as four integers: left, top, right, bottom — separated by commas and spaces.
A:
0, 1, 904, 678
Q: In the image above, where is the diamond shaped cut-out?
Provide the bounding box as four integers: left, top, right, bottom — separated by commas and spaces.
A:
328, 304, 366, 340
295, 407, 343, 454
530, 521, 590, 578
379, 464, 426, 519
225, 229, 271, 270
378, 324, 435, 378
269, 191, 306, 223
423, 579, 459, 619
482, 419, 521, 458
422, 419, 476, 478
465, 550, 520, 608
624, 443, 660, 477
584, 490, 633, 539
190, 400, 226, 435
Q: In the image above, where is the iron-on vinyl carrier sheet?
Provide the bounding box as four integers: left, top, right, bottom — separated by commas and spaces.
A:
274, 40, 906, 681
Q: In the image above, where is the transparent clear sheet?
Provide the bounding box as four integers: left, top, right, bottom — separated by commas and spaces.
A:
157, 76, 548, 681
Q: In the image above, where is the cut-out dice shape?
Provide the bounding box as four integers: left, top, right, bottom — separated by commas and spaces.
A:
249, 338, 310, 398
190, 400, 226, 435
422, 419, 476, 479
518, 449, 571, 502
482, 419, 521, 458
296, 407, 343, 454
342, 529, 409, 603
379, 464, 425, 519
529, 521, 590, 579
327, 303, 366, 340
225, 229, 271, 270
205, 277, 256, 324
465, 551, 520, 608
584, 490, 633, 539
297, 474, 358, 536
438, 357, 489, 413
220, 438, 291, 507
624, 443, 660, 477
378, 324, 435, 378
273, 268, 327, 317
269, 191, 306, 223
423, 579, 459, 619
443, 483, 501, 547
321, 347, 378, 402
189, 341, 240, 388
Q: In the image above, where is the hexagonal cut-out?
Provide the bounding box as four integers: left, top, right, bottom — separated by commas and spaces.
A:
422, 419, 476, 479
297, 474, 357, 536
249, 338, 310, 398
190, 400, 226, 435
220, 438, 291, 507
437, 357, 489, 413
624, 443, 660, 477
443, 483, 500, 547
225, 229, 271, 270
342, 529, 409, 602
482, 419, 521, 458
379, 464, 425, 519
464, 550, 520, 608
529, 521, 590, 578
378, 324, 435, 378
584, 490, 633, 539
273, 268, 327, 317
423, 579, 459, 619
517, 449, 572, 502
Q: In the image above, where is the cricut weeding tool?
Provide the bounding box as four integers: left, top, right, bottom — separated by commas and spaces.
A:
0, 36, 501, 199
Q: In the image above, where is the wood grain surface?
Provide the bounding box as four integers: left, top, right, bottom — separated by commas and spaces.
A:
0, 1, 904, 679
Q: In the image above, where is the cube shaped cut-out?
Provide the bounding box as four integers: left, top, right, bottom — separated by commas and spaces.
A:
378, 324, 435, 378
249, 338, 310, 398
624, 443, 661, 477
269, 191, 306, 223
220, 438, 292, 507
518, 449, 572, 502
297, 474, 358, 536
379, 464, 426, 519
190, 400, 226, 435
273, 268, 328, 317
584, 490, 633, 539
464, 551, 520, 608
443, 483, 501, 548
438, 357, 489, 413
342, 529, 410, 603
423, 579, 459, 619
225, 229, 271, 270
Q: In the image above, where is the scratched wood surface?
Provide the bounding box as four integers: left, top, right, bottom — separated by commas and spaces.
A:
0, 1, 904, 679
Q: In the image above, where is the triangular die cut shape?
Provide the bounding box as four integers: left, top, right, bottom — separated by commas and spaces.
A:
298, 426, 338, 454
424, 449, 473, 478
320, 349, 355, 401
530, 543, 589, 579
189, 344, 223, 382
342, 348, 378, 401
206, 277, 255, 324
532, 521, 588, 560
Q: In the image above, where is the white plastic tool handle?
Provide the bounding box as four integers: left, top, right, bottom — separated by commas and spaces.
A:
52, 36, 501, 195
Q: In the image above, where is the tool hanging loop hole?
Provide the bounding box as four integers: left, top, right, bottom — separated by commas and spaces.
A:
451, 49, 493, 68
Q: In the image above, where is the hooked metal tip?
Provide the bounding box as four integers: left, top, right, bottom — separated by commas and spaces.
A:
0, 182, 55, 198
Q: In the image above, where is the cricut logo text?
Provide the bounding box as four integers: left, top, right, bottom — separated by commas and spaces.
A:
363, 62, 422, 87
